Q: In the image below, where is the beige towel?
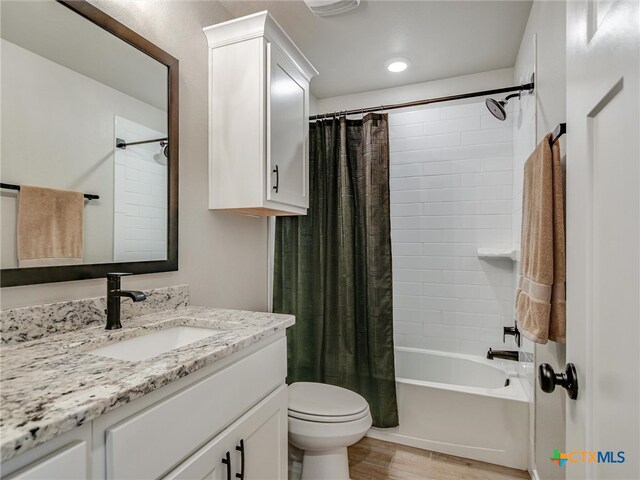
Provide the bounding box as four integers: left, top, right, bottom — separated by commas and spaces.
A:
17, 185, 84, 267
516, 133, 566, 344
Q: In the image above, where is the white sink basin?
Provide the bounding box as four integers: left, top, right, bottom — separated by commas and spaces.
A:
89, 326, 223, 362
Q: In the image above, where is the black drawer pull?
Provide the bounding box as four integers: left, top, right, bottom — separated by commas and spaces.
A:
235, 439, 245, 479
273, 165, 279, 193
222, 451, 231, 480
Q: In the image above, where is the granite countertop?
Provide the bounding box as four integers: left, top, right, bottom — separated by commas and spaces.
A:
0, 307, 294, 461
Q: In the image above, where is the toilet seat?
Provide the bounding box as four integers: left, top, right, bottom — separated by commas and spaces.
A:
288, 408, 370, 423
288, 382, 370, 423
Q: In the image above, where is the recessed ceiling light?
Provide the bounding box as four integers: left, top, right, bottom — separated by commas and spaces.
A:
386, 58, 410, 73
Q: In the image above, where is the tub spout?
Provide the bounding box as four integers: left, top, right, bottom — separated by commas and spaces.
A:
487, 348, 519, 361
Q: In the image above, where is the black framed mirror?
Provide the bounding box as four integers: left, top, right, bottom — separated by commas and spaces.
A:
0, 0, 178, 287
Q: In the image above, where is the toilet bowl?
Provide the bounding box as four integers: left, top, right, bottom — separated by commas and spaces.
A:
288, 382, 372, 480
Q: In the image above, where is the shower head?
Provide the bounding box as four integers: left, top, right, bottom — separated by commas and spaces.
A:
485, 98, 507, 121
485, 92, 522, 121
153, 141, 169, 166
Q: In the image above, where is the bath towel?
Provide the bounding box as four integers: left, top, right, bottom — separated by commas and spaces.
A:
17, 185, 84, 267
516, 133, 566, 344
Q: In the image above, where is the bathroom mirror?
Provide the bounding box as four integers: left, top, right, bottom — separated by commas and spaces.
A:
0, 0, 178, 287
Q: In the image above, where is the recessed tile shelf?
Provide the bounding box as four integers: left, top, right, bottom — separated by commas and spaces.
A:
477, 247, 519, 261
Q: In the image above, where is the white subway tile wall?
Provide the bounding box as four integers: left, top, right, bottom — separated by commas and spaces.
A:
114, 116, 168, 262
389, 101, 516, 356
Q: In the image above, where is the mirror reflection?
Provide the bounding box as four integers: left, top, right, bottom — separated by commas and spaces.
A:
0, 0, 169, 269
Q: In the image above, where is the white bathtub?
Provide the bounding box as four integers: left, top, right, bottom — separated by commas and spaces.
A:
367, 347, 529, 470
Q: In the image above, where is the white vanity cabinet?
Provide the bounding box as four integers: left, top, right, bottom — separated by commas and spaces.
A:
102, 337, 287, 479
204, 11, 318, 216
163, 386, 287, 480
1, 335, 288, 480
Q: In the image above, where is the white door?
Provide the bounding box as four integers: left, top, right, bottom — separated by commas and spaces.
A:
566, 1, 639, 479
266, 43, 309, 209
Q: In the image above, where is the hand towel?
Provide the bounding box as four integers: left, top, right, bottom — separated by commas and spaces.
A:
17, 185, 84, 267
516, 133, 566, 344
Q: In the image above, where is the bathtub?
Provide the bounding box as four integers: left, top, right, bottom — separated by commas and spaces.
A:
367, 347, 529, 470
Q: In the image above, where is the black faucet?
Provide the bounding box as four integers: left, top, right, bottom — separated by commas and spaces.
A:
487, 348, 519, 361
106, 273, 146, 330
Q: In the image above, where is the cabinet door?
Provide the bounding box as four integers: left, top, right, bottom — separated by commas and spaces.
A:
266, 43, 309, 210
164, 386, 287, 480
234, 385, 288, 479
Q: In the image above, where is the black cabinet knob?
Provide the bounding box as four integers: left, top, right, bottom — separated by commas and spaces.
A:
539, 363, 579, 400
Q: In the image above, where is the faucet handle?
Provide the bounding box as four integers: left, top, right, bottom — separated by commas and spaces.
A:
106, 272, 133, 289
106, 272, 134, 279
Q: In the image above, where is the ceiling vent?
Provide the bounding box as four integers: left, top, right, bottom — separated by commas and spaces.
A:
304, 0, 360, 16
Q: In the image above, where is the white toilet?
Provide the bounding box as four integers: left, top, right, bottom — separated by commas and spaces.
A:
288, 382, 372, 480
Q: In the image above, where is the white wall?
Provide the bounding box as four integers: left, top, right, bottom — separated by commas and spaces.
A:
0, 39, 166, 267
513, 2, 567, 479
317, 69, 518, 356
1, 0, 269, 313
316, 68, 514, 113
309, 93, 318, 116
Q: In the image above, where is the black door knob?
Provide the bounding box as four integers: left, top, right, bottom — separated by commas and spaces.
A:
538, 363, 579, 400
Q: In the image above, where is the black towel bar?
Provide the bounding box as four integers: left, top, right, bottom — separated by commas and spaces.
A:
550, 123, 566, 144
0, 182, 99, 200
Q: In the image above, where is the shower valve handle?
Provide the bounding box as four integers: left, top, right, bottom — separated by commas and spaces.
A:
503, 325, 521, 347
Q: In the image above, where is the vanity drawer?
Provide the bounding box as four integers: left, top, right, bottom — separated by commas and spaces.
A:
105, 337, 286, 480
6, 442, 86, 480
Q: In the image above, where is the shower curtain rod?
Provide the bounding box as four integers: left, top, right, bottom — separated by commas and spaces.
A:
309, 81, 535, 121
115, 137, 167, 149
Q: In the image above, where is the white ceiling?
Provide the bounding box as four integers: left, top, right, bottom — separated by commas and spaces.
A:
220, 0, 532, 99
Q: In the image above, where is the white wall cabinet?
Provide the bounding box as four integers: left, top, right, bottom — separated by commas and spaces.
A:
1, 336, 288, 480
204, 11, 318, 216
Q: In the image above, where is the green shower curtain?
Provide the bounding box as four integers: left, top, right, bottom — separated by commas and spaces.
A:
273, 113, 398, 428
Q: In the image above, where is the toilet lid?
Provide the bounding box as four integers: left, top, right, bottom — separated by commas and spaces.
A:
288, 382, 370, 422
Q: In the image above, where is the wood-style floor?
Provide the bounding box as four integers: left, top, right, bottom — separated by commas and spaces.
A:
348, 437, 531, 480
